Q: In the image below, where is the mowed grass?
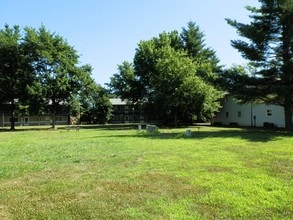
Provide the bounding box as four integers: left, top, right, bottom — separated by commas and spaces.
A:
0, 125, 292, 219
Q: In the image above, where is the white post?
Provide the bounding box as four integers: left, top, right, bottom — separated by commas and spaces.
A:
2, 113, 4, 127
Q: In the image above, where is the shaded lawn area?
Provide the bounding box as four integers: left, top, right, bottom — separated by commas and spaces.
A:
0, 126, 292, 219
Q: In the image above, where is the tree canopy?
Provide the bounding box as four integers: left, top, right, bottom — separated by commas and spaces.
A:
79, 84, 112, 124
109, 22, 223, 125
22, 26, 104, 128
0, 24, 108, 129
225, 0, 293, 129
0, 25, 34, 129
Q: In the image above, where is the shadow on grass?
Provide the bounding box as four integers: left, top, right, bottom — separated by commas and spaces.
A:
95, 126, 292, 143
1, 124, 292, 143
80, 124, 138, 130
157, 129, 290, 142
0, 124, 134, 132
0, 127, 54, 132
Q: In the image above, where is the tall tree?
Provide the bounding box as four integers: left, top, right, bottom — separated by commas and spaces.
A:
153, 46, 222, 125
226, 0, 293, 129
0, 25, 33, 130
181, 21, 221, 82
24, 26, 94, 129
109, 23, 223, 125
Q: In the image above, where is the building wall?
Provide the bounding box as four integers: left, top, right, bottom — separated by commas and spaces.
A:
212, 96, 286, 128
109, 104, 139, 123
109, 98, 142, 123
0, 114, 68, 127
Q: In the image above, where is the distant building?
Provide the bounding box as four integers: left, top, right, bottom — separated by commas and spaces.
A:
109, 98, 142, 123
0, 103, 69, 127
212, 95, 289, 128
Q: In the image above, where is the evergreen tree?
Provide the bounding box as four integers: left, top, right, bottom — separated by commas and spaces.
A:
226, 0, 293, 129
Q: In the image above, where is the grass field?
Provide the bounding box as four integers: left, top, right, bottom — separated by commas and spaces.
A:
0, 125, 292, 219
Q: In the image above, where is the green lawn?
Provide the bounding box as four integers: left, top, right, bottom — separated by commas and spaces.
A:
0, 125, 292, 219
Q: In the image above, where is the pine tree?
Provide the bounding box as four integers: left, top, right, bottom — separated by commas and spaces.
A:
226, 0, 293, 129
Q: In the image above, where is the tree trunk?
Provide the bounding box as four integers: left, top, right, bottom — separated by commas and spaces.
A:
174, 104, 178, 128
281, 13, 293, 130
284, 97, 293, 130
51, 99, 57, 129
10, 99, 15, 130
51, 112, 56, 129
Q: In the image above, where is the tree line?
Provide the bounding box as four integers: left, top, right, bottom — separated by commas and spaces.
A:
0, 25, 111, 129
108, 0, 293, 129
1, 0, 292, 129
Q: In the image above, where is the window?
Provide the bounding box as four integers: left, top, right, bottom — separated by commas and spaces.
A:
267, 109, 272, 116
124, 105, 129, 113
226, 112, 229, 118
237, 111, 242, 118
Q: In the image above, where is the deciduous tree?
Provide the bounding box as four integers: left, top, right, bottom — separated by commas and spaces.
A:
153, 46, 222, 125
0, 25, 33, 129
109, 22, 223, 125
24, 26, 95, 128
79, 83, 112, 124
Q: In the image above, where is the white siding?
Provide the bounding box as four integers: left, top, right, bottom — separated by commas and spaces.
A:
212, 96, 286, 128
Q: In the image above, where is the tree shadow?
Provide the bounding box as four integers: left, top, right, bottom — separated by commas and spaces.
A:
1, 124, 291, 143
0, 124, 137, 133
96, 126, 292, 143
0, 127, 53, 132
80, 124, 138, 130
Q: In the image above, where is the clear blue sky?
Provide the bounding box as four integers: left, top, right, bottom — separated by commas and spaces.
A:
1, 0, 259, 85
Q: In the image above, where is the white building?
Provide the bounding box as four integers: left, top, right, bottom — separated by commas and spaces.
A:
212, 96, 287, 128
